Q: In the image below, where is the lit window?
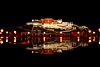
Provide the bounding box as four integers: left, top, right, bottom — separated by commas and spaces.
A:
28, 32, 30, 34
32, 51, 34, 53
6, 37, 8, 39
60, 32, 62, 34
14, 31, 17, 34
93, 36, 95, 42
14, 37, 16, 42
98, 28, 100, 32
1, 29, 4, 32
32, 19, 34, 22
43, 37, 45, 42
0, 40, 3, 44
89, 37, 92, 40
88, 30, 91, 33
43, 32, 45, 34
6, 38, 8, 42
88, 40, 92, 43
60, 37, 62, 42
93, 31, 95, 34
77, 32, 80, 34
77, 37, 80, 42
0, 37, 4, 39
99, 42, 100, 44
6, 31, 9, 34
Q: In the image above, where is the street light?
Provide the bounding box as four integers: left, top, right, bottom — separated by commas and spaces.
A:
43, 32, 45, 34
93, 31, 95, 34
32, 19, 34, 22
60, 32, 62, 34
98, 28, 100, 32
6, 31, 9, 34
28, 32, 30, 34
77, 31, 80, 34
14, 31, 17, 34
0, 40, 3, 44
88, 30, 92, 33
1, 29, 4, 32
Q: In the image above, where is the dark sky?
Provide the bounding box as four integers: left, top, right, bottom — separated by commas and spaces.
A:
0, 1, 100, 30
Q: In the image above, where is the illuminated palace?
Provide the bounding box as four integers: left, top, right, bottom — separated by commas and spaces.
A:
26, 18, 89, 33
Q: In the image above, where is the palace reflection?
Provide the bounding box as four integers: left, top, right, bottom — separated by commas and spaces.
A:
0, 35, 100, 54
26, 37, 89, 54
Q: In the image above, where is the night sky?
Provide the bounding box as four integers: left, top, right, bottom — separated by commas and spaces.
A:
0, 1, 100, 30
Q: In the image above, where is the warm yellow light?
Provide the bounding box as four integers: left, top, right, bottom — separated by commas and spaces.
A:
14, 31, 16, 34
6, 39, 8, 42
88, 40, 92, 43
28, 32, 30, 34
77, 32, 80, 34
60, 32, 62, 34
0, 40, 3, 44
43, 32, 45, 34
14, 37, 16, 42
60, 37, 62, 42
77, 39, 80, 42
93, 36, 95, 39
1, 29, 4, 32
6, 37, 8, 39
32, 19, 34, 22
77, 37, 80, 42
14, 40, 16, 43
88, 30, 91, 33
43, 37, 45, 42
77, 37, 80, 39
32, 51, 34, 53
6, 31, 9, 34
93, 31, 95, 34
93, 36, 95, 42
0, 37, 4, 39
98, 28, 100, 32
89, 37, 92, 40
99, 42, 100, 44
14, 37, 16, 38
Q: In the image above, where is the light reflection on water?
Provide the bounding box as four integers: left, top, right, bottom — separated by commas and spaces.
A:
99, 37, 100, 44
0, 36, 100, 54
26, 37, 89, 54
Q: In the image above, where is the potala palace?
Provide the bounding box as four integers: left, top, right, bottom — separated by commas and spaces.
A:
26, 18, 89, 32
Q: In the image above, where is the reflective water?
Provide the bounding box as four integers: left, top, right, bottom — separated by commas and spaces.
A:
0, 36, 100, 56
